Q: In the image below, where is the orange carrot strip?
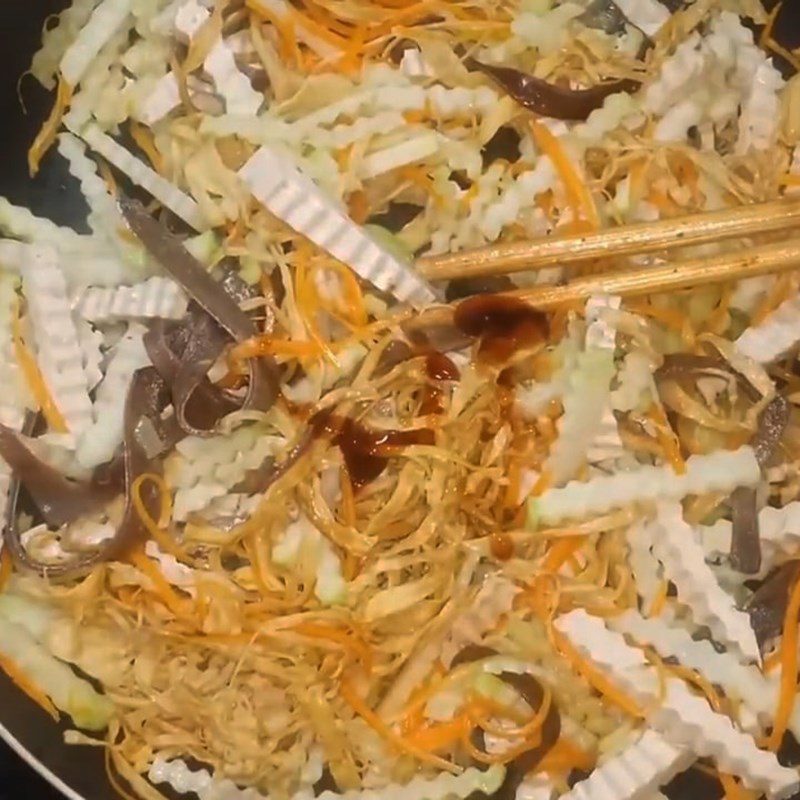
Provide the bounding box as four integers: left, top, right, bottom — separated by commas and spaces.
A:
0, 654, 58, 720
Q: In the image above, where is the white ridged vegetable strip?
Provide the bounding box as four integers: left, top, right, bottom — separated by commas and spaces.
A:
561, 730, 691, 800
57, 132, 120, 236
736, 294, 800, 363
149, 756, 505, 800
612, 0, 669, 36
609, 609, 800, 738
358, 133, 439, 180
555, 610, 798, 799
652, 681, 799, 798
76, 323, 149, 468
239, 146, 437, 307
76, 319, 103, 391
20, 245, 93, 439
59, 0, 132, 86
173, 0, 262, 116
79, 124, 205, 230
626, 520, 662, 614
652, 502, 760, 664
0, 609, 114, 730
76, 276, 187, 323
440, 576, 520, 668
697, 502, 800, 573
531, 446, 760, 524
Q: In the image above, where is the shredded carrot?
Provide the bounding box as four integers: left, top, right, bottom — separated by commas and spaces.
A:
12, 301, 68, 433
340, 677, 459, 772
535, 737, 595, 774
347, 190, 370, 224
553, 631, 645, 718
129, 121, 165, 174
0, 549, 12, 595
648, 579, 669, 617
767, 570, 800, 750
404, 713, 472, 751
764, 648, 781, 674
314, 260, 368, 328
228, 334, 323, 367
529, 470, 552, 498
292, 622, 372, 672
780, 173, 800, 187
0, 654, 58, 720
719, 773, 758, 800
530, 120, 599, 231
131, 473, 189, 560
647, 403, 686, 475
97, 159, 118, 197
28, 75, 72, 177
249, 8, 300, 66
468, 686, 552, 740
542, 536, 586, 574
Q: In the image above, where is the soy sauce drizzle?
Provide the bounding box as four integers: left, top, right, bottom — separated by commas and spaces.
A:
310, 410, 434, 489
454, 294, 549, 364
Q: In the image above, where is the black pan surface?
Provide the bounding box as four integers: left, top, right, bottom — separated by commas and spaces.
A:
0, 2, 799, 799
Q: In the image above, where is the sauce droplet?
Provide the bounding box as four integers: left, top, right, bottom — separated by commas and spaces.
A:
310, 410, 435, 489
425, 352, 460, 382
454, 294, 548, 364
490, 532, 514, 561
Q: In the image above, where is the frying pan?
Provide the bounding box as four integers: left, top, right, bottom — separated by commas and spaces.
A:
0, 2, 799, 799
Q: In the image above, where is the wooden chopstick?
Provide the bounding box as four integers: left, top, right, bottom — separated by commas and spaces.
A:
416, 197, 800, 282
407, 236, 800, 332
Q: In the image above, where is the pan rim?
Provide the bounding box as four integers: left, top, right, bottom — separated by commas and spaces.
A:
0, 720, 84, 800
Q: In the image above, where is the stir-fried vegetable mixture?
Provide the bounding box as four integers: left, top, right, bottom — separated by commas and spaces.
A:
4, 0, 800, 798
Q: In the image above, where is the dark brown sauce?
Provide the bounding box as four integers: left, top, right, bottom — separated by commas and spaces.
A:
490, 532, 514, 560
454, 294, 548, 364
425, 352, 460, 381
310, 410, 435, 489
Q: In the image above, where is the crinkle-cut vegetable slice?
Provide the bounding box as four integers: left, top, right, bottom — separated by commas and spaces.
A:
358, 133, 440, 181
76, 320, 103, 391
59, 0, 133, 87
440, 575, 520, 668
626, 520, 663, 613
652, 681, 799, 799
76, 323, 149, 468
57, 132, 120, 237
610, 609, 800, 738
30, 0, 101, 89
545, 343, 615, 485
167, 426, 285, 490
515, 776, 557, 800
272, 514, 346, 605
570, 92, 640, 146
400, 49, 434, 79
139, 72, 181, 125
240, 147, 437, 308
561, 730, 692, 800
554, 608, 661, 700
78, 124, 206, 231
555, 610, 799, 798
21, 245, 93, 439
0, 198, 86, 250
652, 501, 760, 664
612, 0, 669, 36
643, 34, 705, 116
531, 446, 760, 525
737, 59, 784, 155
76, 276, 188, 323
150, 755, 505, 800
735, 294, 800, 364
172, 482, 227, 521
0, 605, 113, 730
172, 0, 262, 117
698, 503, 800, 575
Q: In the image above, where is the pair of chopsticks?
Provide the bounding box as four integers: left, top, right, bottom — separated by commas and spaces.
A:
414, 196, 800, 315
